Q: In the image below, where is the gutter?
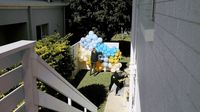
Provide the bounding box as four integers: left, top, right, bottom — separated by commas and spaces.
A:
0, 1, 67, 7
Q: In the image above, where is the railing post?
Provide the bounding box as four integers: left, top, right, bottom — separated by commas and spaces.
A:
68, 98, 72, 106
22, 47, 38, 112
84, 107, 87, 112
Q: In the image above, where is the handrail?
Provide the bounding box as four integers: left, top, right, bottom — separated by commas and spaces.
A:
0, 1, 67, 7
0, 40, 97, 112
35, 55, 97, 111
0, 40, 35, 59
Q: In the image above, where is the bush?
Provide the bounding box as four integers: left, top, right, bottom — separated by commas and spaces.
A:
35, 33, 75, 81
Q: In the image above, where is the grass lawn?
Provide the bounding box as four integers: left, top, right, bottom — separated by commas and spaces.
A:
111, 33, 131, 42
77, 71, 112, 112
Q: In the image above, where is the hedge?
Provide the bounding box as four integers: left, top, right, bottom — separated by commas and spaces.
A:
35, 33, 75, 81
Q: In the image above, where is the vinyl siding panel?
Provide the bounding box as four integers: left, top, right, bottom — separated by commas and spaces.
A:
134, 0, 200, 112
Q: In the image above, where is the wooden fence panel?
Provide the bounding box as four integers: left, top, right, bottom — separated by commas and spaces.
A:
0, 52, 22, 69
0, 85, 24, 112
0, 66, 23, 94
14, 102, 25, 112
38, 90, 82, 112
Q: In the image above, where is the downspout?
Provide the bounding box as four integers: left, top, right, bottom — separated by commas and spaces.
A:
28, 6, 33, 40
63, 6, 66, 35
133, 0, 141, 112
129, 42, 135, 112
129, 0, 141, 111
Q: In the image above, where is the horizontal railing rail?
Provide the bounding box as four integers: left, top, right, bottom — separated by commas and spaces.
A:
35, 54, 97, 112
0, 40, 97, 112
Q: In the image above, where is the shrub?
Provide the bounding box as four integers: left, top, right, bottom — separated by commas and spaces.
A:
35, 33, 75, 81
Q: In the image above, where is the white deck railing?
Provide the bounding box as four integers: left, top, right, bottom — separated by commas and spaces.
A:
0, 40, 97, 112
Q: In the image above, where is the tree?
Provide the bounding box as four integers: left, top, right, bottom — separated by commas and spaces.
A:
65, 0, 132, 43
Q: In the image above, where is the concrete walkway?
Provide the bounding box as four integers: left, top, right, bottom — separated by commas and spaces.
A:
104, 85, 129, 112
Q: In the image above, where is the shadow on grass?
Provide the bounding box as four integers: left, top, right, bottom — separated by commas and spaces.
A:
71, 69, 88, 87
78, 84, 108, 107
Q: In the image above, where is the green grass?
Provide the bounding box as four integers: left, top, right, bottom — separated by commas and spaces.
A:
120, 56, 130, 63
111, 33, 131, 42
77, 71, 112, 112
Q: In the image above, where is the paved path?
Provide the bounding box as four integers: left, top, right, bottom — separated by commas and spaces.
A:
104, 85, 129, 112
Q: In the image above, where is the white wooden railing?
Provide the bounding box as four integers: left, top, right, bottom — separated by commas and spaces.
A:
0, 40, 97, 112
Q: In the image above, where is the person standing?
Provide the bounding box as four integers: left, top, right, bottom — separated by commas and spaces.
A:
90, 48, 98, 75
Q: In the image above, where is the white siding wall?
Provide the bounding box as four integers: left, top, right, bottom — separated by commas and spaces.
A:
133, 0, 200, 112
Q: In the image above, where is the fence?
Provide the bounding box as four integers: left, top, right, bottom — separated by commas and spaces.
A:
71, 42, 81, 77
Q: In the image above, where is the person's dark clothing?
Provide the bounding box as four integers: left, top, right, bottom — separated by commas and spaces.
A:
90, 50, 98, 75
109, 72, 126, 95
91, 51, 98, 63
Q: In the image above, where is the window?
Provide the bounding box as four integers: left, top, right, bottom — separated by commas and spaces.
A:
152, 0, 156, 22
138, 0, 155, 42
36, 24, 48, 40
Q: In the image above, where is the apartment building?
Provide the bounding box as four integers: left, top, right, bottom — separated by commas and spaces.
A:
0, 0, 66, 45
